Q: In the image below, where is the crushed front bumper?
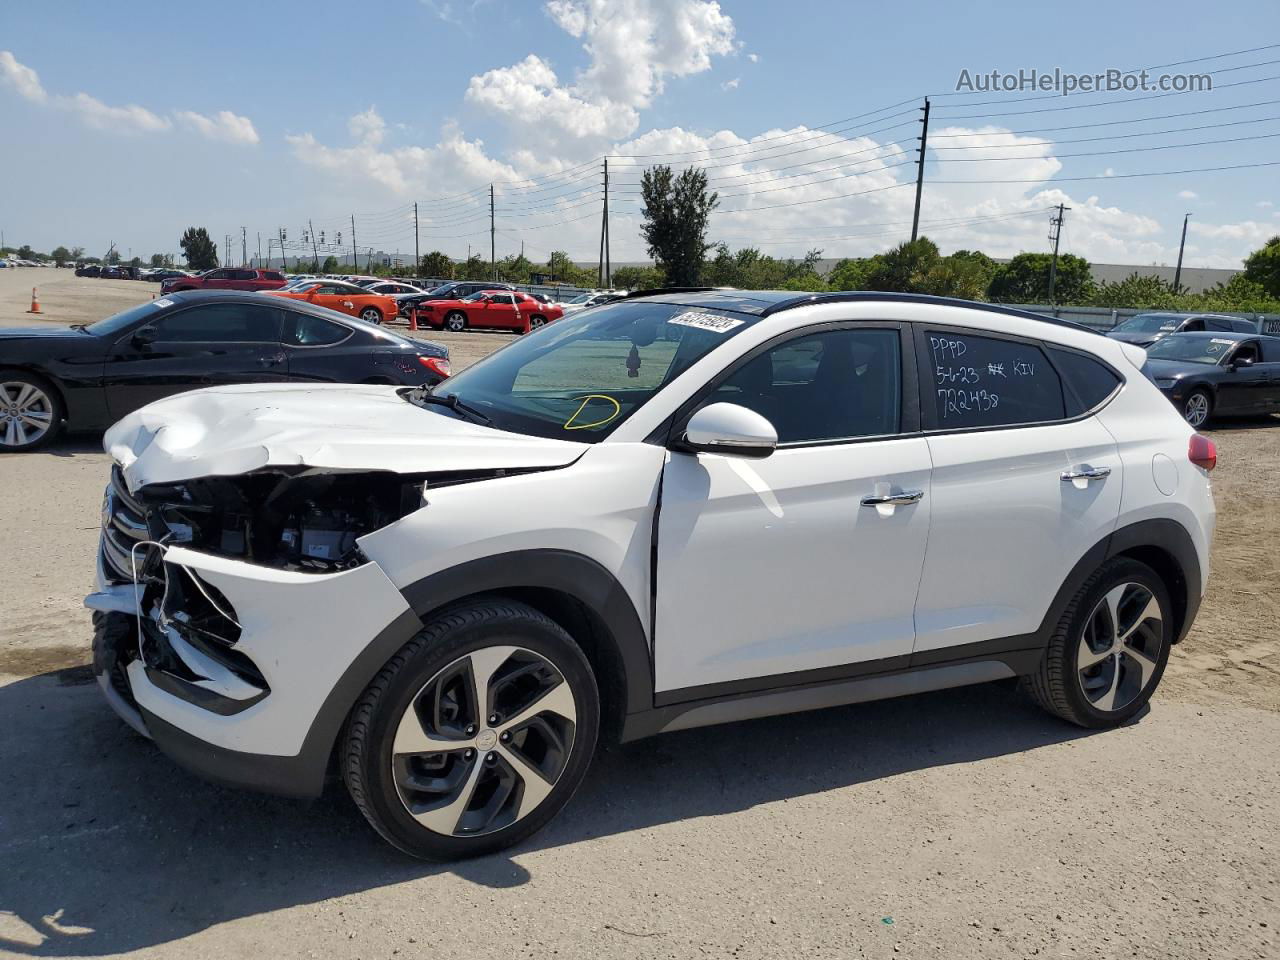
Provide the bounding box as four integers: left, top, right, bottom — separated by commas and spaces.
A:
86, 541, 420, 797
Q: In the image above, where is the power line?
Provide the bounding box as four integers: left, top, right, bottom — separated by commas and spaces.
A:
930, 158, 1280, 184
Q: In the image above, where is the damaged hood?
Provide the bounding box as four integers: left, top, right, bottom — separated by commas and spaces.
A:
105, 382, 587, 491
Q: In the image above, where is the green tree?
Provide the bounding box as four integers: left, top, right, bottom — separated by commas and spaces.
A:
321, 255, 340, 273
459, 254, 490, 281
148, 253, 175, 268
50, 246, 72, 266
419, 250, 454, 279
610, 265, 665, 290
179, 227, 219, 270
1088, 272, 1178, 310
864, 237, 941, 292
826, 257, 879, 291
1242, 235, 1280, 298
499, 253, 534, 283
544, 250, 576, 282
639, 165, 719, 285
987, 252, 1093, 304
17, 244, 34, 260
70, 246, 85, 261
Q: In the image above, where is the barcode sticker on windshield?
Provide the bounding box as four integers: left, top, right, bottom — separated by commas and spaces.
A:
668, 311, 744, 333
152, 298, 175, 309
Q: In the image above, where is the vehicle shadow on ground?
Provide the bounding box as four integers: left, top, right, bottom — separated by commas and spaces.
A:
1204, 413, 1280, 432
0, 666, 1112, 955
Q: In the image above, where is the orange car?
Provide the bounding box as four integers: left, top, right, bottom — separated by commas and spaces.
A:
269, 280, 399, 325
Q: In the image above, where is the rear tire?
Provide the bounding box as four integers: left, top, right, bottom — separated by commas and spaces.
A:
444, 311, 467, 333
1023, 558, 1172, 728
343, 599, 600, 860
1183, 389, 1212, 427
360, 307, 383, 325
0, 369, 64, 452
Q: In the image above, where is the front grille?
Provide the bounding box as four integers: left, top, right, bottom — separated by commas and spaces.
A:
100, 467, 154, 584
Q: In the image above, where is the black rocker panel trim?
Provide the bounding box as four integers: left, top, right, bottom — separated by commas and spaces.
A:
399, 549, 653, 718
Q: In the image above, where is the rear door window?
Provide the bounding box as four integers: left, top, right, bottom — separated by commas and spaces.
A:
922, 330, 1065, 429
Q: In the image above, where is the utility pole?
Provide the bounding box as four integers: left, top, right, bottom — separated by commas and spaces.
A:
599, 157, 607, 287
351, 214, 358, 272
604, 156, 611, 288
490, 184, 496, 281
910, 98, 931, 243
308, 219, 319, 270
1048, 203, 1071, 305
256, 232, 262, 268
241, 227, 247, 267
413, 202, 420, 276
1173, 212, 1192, 294
279, 227, 287, 271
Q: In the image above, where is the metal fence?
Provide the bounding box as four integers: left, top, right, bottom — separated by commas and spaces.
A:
1013, 304, 1280, 334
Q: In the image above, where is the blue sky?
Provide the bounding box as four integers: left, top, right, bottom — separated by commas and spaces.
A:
2, 0, 1278, 268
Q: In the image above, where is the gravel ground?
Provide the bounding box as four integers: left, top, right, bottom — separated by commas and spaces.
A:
0, 269, 1277, 959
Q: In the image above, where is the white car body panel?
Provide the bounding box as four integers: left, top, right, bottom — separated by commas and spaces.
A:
104, 382, 587, 492
358, 442, 666, 641
655, 438, 932, 691
914, 418, 1122, 652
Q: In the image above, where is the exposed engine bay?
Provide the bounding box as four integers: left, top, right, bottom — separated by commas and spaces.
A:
105, 465, 522, 577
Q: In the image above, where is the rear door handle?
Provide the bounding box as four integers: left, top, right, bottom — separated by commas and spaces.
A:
861, 490, 925, 507
1061, 467, 1111, 482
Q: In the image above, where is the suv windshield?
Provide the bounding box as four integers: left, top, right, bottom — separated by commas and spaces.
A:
1145, 336, 1235, 364
1114, 313, 1184, 333
419, 300, 759, 441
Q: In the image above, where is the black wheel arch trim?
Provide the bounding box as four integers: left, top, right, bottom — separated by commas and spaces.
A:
398, 549, 652, 721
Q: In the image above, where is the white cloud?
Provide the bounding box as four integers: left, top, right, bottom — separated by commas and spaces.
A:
721, 77, 740, 91
1177, 189, 1198, 200
1100, 168, 1115, 177
175, 109, 259, 144
347, 106, 386, 146
467, 1, 735, 145
0, 50, 259, 142
747, 52, 759, 63
0, 49, 46, 102
1259, 200, 1274, 208
67, 92, 170, 132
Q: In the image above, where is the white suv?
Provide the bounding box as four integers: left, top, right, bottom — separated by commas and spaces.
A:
87, 290, 1216, 859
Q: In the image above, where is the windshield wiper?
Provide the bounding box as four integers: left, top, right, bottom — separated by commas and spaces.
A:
409, 389, 493, 426
70, 323, 89, 332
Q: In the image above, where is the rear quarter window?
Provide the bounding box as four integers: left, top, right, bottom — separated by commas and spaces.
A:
1047, 347, 1123, 416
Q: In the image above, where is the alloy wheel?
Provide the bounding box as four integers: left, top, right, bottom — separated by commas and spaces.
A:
391, 645, 577, 837
361, 308, 382, 325
446, 313, 465, 332
1184, 392, 1209, 427
529, 316, 545, 328
1076, 582, 1164, 712
0, 381, 55, 448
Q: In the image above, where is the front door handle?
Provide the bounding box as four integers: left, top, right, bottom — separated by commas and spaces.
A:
861, 490, 925, 507
1061, 466, 1111, 482
259, 352, 286, 367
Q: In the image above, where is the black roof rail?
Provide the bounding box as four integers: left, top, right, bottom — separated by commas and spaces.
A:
758, 291, 1100, 334
618, 286, 727, 300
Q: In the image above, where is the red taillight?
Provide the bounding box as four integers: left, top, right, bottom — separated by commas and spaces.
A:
419, 355, 451, 378
1188, 433, 1217, 472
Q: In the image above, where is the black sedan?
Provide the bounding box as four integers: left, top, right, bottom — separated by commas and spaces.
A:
1143, 331, 1280, 427
0, 291, 450, 451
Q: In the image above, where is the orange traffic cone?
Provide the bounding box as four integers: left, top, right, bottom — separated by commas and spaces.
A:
27, 288, 41, 314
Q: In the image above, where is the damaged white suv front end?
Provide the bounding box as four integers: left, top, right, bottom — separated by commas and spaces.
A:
86, 381, 594, 796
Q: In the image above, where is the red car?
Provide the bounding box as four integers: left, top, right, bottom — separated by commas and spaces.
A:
412, 290, 563, 334
161, 268, 287, 295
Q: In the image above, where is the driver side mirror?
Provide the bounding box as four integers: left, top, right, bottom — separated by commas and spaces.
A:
680, 402, 777, 459
131, 325, 158, 348
1230, 355, 1255, 370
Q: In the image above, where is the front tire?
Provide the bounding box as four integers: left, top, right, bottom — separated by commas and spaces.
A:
444, 311, 467, 333
1023, 558, 1172, 728
0, 370, 64, 452
343, 599, 600, 860
1183, 389, 1212, 427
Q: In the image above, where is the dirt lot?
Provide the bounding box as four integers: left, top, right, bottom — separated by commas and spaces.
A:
0, 269, 1277, 959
